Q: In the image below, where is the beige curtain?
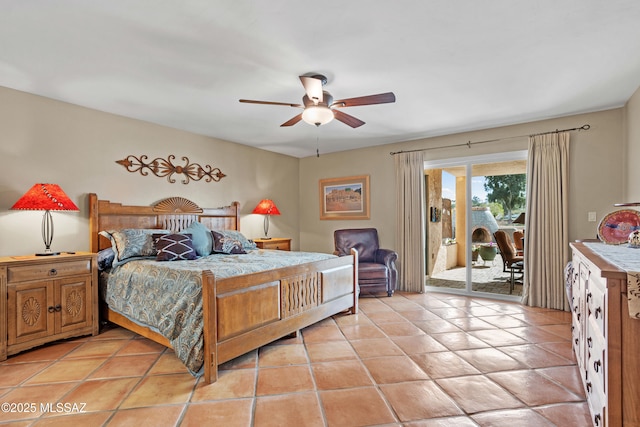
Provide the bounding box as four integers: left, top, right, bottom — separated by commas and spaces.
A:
395, 151, 425, 292
521, 132, 570, 310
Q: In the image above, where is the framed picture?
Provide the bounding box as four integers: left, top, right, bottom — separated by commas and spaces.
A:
319, 175, 370, 220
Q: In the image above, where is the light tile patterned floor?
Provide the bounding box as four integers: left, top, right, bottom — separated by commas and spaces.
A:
0, 292, 590, 426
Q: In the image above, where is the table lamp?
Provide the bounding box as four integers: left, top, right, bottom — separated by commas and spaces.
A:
11, 183, 80, 256
252, 199, 280, 240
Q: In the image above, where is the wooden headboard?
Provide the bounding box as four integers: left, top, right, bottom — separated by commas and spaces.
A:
88, 193, 240, 252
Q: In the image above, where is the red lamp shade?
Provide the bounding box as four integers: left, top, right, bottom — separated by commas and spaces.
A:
11, 184, 79, 256
252, 199, 280, 239
11, 183, 79, 212
252, 199, 281, 216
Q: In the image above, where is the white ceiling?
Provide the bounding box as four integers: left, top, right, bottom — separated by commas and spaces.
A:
2, 1, 640, 158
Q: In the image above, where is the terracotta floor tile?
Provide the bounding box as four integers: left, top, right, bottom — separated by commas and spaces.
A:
256, 365, 314, 395
392, 334, 448, 354
311, 359, 373, 390
119, 373, 195, 408
218, 349, 257, 370
0, 383, 76, 422
191, 368, 256, 401
464, 306, 503, 317
536, 365, 586, 397
332, 312, 374, 327
25, 359, 104, 384
503, 325, 569, 344
437, 375, 525, 414
366, 310, 408, 324
454, 348, 525, 373
413, 319, 462, 334
377, 321, 425, 337
64, 339, 130, 359
2, 342, 82, 364
428, 307, 470, 319
91, 325, 137, 340
476, 315, 529, 329
468, 329, 528, 346
431, 332, 491, 351
497, 344, 574, 368
146, 352, 190, 375
31, 411, 113, 426
254, 392, 324, 427
357, 298, 394, 313
537, 324, 572, 340
115, 338, 166, 356
361, 356, 430, 384
448, 316, 498, 331
258, 343, 308, 367
338, 324, 386, 340
397, 309, 442, 322
471, 408, 555, 426
411, 352, 480, 379
349, 338, 405, 358
57, 377, 140, 412
89, 354, 160, 379
537, 340, 575, 361
488, 369, 583, 406
108, 405, 185, 426
534, 402, 593, 426
305, 341, 358, 362
380, 380, 464, 421
0, 361, 52, 387
181, 400, 251, 427
320, 387, 397, 426
302, 323, 346, 343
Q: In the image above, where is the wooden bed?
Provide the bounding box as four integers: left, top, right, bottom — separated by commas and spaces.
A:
88, 193, 358, 384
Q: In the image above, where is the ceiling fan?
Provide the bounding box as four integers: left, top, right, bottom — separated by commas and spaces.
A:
239, 74, 396, 128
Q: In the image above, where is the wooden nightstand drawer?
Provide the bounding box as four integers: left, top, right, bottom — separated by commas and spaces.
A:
7, 259, 91, 284
254, 238, 291, 251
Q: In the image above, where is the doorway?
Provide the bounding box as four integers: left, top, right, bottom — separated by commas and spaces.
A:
424, 151, 527, 300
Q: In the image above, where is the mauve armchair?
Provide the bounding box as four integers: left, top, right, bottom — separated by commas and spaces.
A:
334, 228, 398, 297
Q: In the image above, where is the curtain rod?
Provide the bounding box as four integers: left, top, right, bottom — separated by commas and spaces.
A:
389, 124, 591, 155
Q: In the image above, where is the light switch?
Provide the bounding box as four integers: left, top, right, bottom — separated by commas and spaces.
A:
588, 212, 597, 222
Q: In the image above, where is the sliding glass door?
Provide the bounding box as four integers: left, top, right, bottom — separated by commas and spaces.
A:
424, 151, 527, 299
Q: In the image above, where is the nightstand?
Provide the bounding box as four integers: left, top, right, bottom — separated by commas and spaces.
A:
254, 238, 291, 251
0, 252, 98, 361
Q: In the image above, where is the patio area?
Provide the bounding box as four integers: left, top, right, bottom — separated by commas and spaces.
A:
426, 254, 523, 296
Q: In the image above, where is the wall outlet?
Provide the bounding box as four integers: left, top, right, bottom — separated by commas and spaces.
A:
588, 211, 597, 222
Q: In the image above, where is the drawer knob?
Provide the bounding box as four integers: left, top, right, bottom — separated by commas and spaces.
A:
594, 414, 601, 426
586, 292, 592, 302
594, 360, 601, 372
586, 381, 592, 393
48, 268, 58, 276
595, 307, 602, 318
587, 337, 592, 348
47, 304, 61, 313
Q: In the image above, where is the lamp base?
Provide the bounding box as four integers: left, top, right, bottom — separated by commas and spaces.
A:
36, 252, 60, 256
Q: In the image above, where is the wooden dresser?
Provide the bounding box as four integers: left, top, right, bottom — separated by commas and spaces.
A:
1, 252, 98, 361
570, 242, 640, 427
254, 238, 291, 251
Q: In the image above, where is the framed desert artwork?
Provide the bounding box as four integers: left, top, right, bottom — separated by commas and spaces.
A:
319, 175, 370, 220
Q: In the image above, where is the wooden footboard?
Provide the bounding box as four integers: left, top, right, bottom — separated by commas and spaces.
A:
201, 250, 358, 383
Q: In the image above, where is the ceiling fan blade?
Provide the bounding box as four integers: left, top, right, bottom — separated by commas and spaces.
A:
333, 110, 365, 128
280, 114, 303, 127
239, 99, 303, 108
299, 76, 324, 104
331, 92, 396, 108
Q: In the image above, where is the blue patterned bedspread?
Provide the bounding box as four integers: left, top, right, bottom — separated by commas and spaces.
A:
102, 249, 336, 375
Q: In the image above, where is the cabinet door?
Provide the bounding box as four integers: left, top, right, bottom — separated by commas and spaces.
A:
57, 276, 92, 334
7, 281, 55, 345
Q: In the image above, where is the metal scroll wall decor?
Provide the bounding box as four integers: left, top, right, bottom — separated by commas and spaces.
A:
116, 155, 226, 184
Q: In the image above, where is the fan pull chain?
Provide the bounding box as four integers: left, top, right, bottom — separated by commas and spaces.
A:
316, 133, 320, 157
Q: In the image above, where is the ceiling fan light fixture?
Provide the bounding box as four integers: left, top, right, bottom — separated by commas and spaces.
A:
302, 105, 334, 126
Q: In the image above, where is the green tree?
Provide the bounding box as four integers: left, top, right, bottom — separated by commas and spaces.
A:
484, 174, 526, 222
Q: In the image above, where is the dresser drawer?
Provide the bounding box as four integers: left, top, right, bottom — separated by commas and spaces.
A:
7, 259, 91, 283
587, 275, 606, 336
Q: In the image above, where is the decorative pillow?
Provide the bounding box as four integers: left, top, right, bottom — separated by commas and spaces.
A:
99, 229, 169, 266
154, 233, 197, 261
183, 221, 213, 256
211, 230, 247, 254
211, 229, 256, 250
97, 247, 115, 271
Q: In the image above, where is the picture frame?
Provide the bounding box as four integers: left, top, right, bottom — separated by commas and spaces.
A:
319, 175, 370, 220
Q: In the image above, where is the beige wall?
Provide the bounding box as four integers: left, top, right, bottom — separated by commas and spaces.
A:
624, 86, 640, 202
299, 108, 625, 253
0, 86, 300, 257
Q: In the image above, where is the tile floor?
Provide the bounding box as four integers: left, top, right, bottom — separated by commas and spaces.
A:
0, 291, 591, 426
